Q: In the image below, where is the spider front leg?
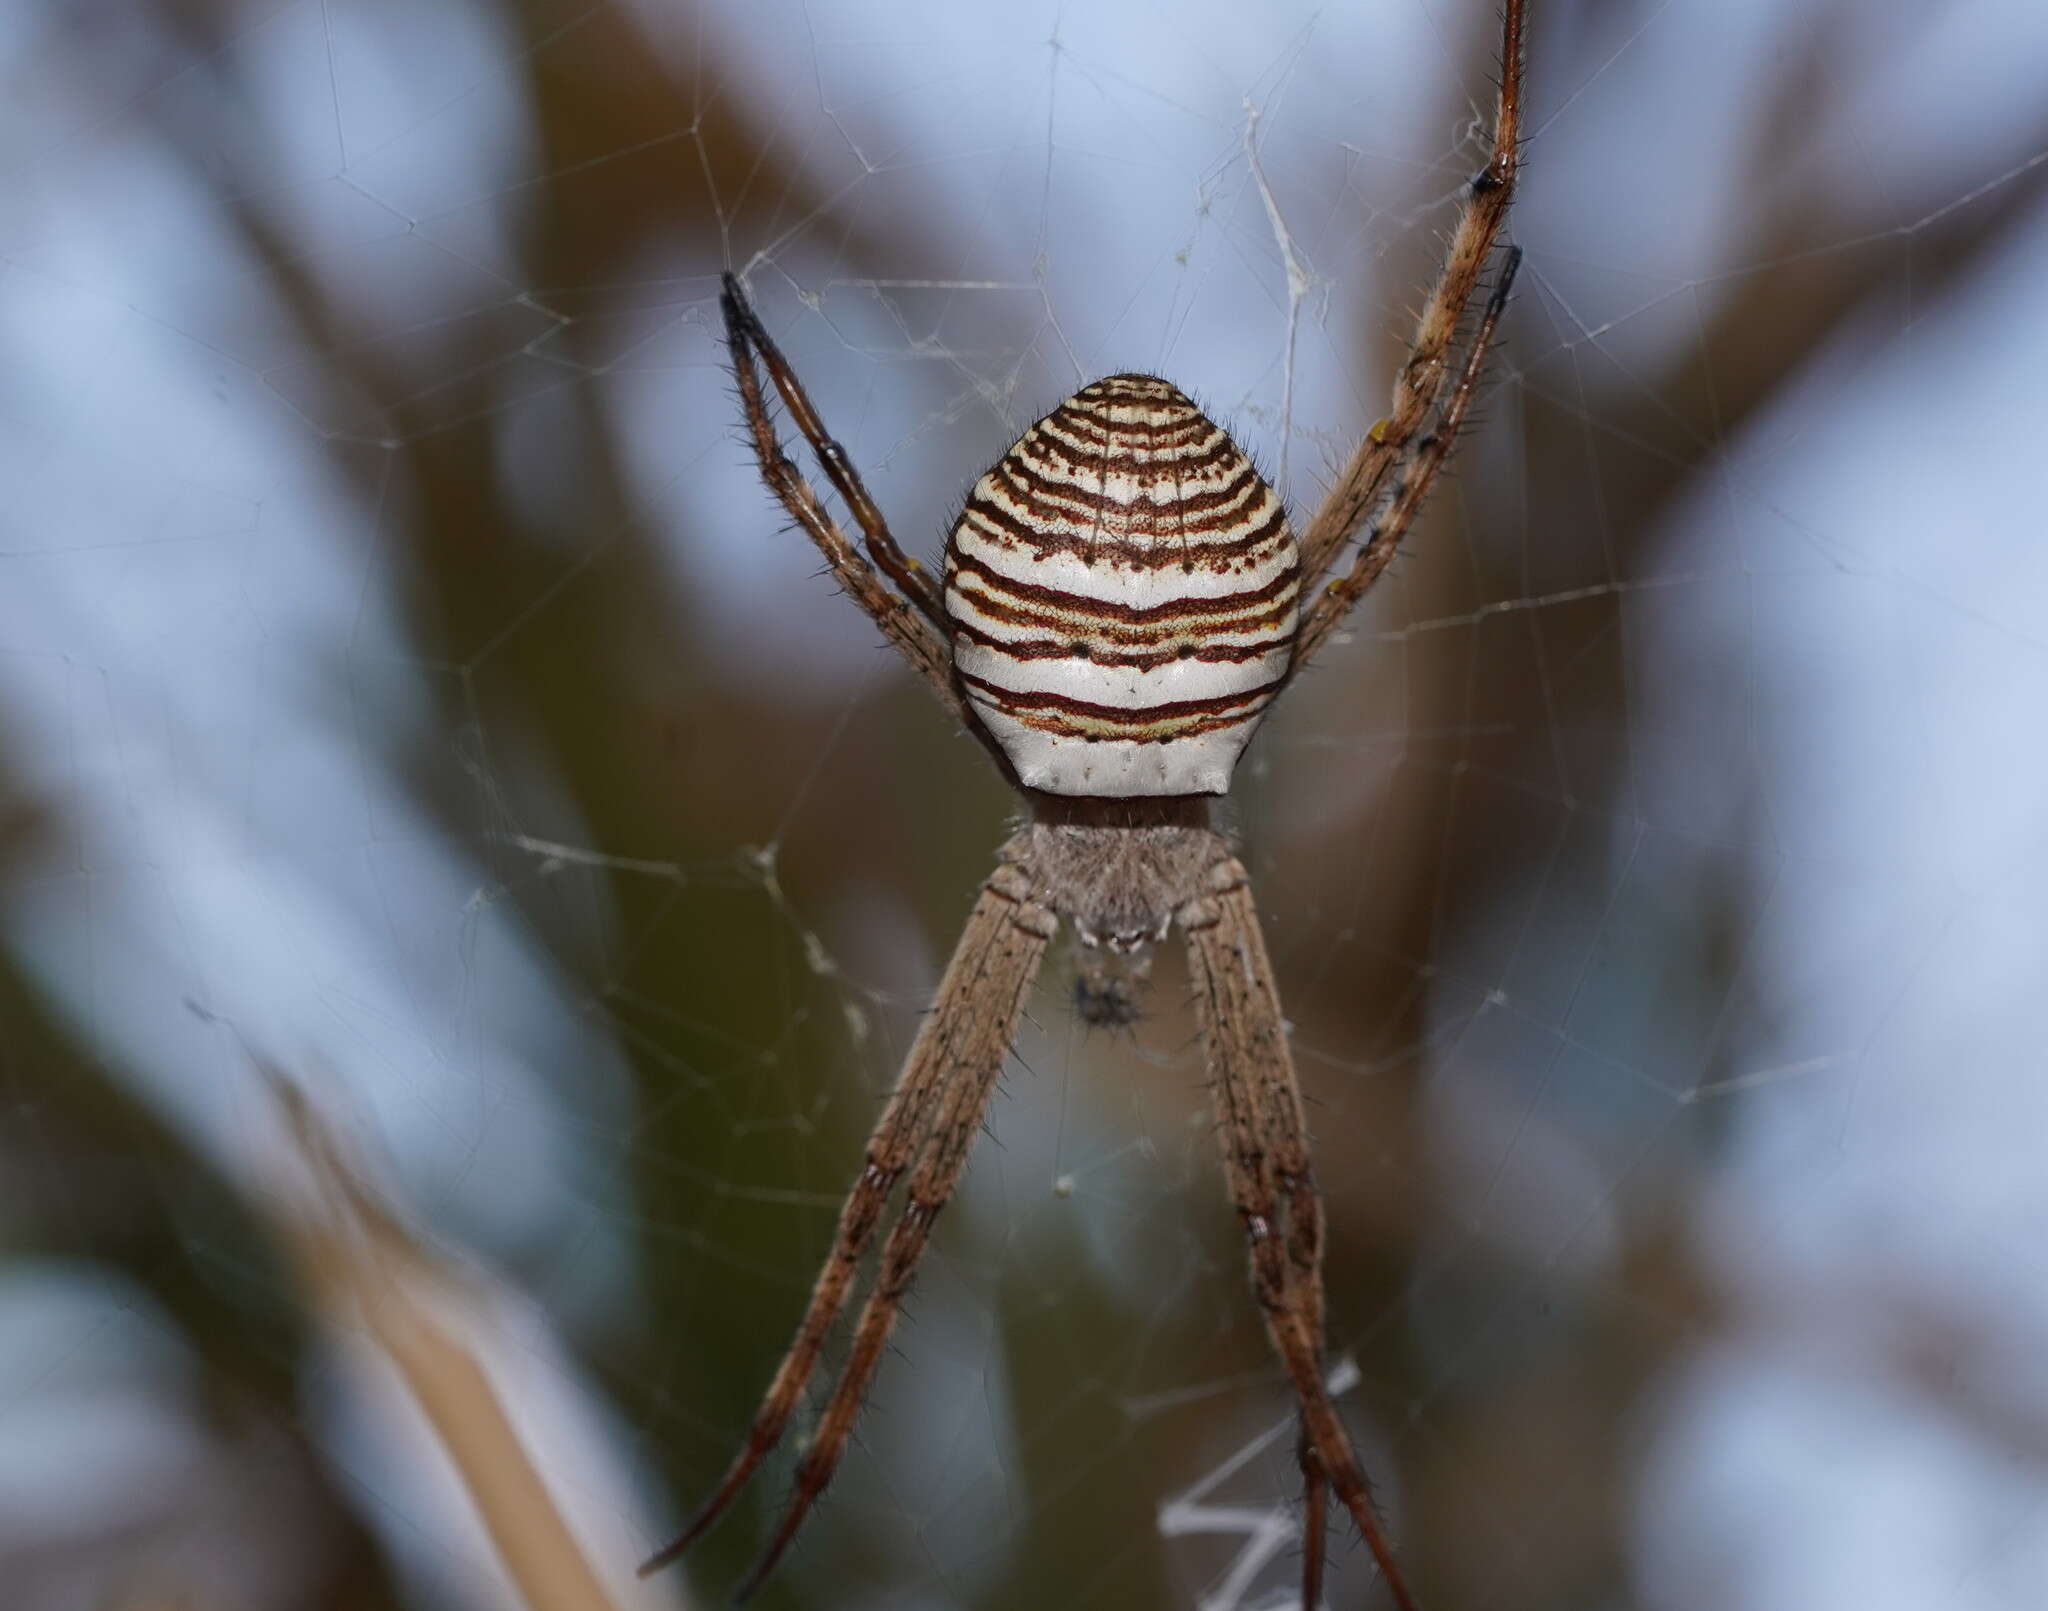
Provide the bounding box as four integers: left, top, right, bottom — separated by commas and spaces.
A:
1296, 0, 1523, 648
720, 273, 962, 717
639, 849, 1055, 1596
1295, 245, 1521, 668
1182, 858, 1419, 1611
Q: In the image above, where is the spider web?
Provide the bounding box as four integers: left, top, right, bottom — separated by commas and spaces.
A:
4, 1, 2048, 1609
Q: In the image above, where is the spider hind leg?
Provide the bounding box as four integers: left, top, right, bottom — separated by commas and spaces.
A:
637, 851, 1055, 1595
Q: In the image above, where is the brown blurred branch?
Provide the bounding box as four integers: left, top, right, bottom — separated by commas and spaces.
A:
262, 1069, 633, 1611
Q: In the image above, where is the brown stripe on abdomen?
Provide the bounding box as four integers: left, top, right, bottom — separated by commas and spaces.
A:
945, 372, 1300, 798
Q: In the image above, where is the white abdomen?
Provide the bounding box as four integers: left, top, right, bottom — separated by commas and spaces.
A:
944, 375, 1299, 797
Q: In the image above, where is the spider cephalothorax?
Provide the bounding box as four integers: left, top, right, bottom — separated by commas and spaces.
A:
644, 5, 1523, 1605
1026, 801, 1226, 1027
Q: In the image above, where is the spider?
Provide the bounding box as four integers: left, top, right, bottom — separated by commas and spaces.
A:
642, 5, 1521, 1604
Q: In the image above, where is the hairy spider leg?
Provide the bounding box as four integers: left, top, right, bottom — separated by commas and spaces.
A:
1296, 0, 1524, 612
1182, 860, 1420, 1611
719, 274, 960, 710
1296, 244, 1522, 668
638, 856, 1054, 1591
720, 273, 948, 630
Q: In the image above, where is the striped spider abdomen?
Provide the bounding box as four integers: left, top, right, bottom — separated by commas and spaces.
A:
944, 374, 1300, 797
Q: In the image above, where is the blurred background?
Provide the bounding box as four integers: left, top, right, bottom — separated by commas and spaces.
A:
5, 0, 2048, 1608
